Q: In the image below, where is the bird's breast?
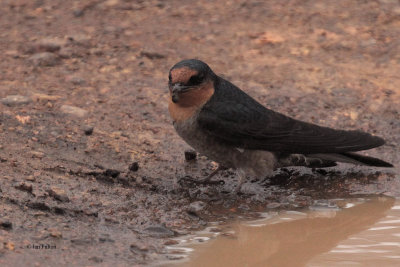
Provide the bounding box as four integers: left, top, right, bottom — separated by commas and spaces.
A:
168, 100, 200, 123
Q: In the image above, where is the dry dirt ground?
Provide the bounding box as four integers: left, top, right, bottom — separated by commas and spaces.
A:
0, 0, 399, 266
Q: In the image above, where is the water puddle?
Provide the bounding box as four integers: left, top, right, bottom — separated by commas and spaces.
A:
164, 197, 400, 267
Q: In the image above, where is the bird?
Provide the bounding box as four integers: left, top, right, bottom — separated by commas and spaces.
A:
167, 59, 393, 191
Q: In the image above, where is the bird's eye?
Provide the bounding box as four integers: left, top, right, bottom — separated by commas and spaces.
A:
188, 74, 204, 85
168, 73, 172, 82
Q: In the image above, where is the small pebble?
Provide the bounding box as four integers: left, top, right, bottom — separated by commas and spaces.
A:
164, 239, 179, 246
30, 151, 45, 159
104, 169, 120, 178
1, 95, 32, 106
83, 125, 94, 135
49, 229, 62, 238
66, 75, 86, 86
184, 150, 197, 161
73, 9, 85, 17
129, 162, 139, 172
60, 105, 88, 117
47, 187, 69, 202
0, 221, 12, 230
28, 52, 60, 67
14, 182, 33, 193
89, 256, 103, 263
144, 225, 175, 238
187, 201, 206, 214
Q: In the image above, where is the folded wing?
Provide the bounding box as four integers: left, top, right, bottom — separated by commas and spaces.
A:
197, 100, 385, 154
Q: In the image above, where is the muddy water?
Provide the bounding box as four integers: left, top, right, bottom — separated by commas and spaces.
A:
167, 197, 400, 267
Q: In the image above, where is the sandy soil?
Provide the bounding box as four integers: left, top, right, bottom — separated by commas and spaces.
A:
0, 0, 399, 266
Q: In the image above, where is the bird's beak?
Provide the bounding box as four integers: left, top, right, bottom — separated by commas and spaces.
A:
171, 83, 190, 103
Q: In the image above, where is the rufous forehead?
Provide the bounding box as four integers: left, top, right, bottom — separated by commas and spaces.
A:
170, 67, 198, 84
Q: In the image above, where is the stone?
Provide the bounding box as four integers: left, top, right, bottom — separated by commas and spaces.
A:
30, 151, 45, 159
1, 95, 32, 106
0, 220, 12, 230
49, 229, 62, 238
89, 256, 103, 263
34, 38, 65, 53
66, 75, 86, 85
47, 187, 69, 202
73, 9, 85, 17
104, 169, 120, 178
140, 50, 166, 59
187, 201, 206, 214
129, 162, 139, 172
29, 52, 60, 67
144, 225, 175, 238
184, 150, 197, 161
83, 125, 94, 135
14, 182, 33, 193
60, 105, 88, 117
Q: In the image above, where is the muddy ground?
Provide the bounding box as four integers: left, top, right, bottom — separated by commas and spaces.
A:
0, 0, 399, 266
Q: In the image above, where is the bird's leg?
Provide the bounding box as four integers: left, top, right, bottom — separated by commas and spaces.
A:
204, 165, 224, 181
194, 165, 225, 184
233, 169, 246, 193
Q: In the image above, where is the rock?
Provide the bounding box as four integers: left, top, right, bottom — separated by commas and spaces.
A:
58, 46, 85, 59
140, 50, 166, 59
28, 52, 60, 67
66, 75, 86, 85
32, 93, 61, 102
130, 243, 150, 253
73, 9, 85, 17
144, 225, 175, 238
83, 125, 94, 135
67, 34, 91, 47
25, 175, 36, 181
104, 169, 120, 178
187, 201, 206, 215
5, 50, 19, 58
71, 238, 94, 245
30, 151, 45, 159
89, 256, 103, 263
164, 239, 179, 245
14, 182, 33, 193
34, 38, 65, 53
1, 95, 32, 106
47, 187, 69, 202
89, 47, 103, 56
184, 150, 197, 161
129, 162, 139, 172
0, 220, 12, 230
98, 234, 115, 243
24, 38, 66, 54
49, 229, 62, 238
60, 105, 88, 117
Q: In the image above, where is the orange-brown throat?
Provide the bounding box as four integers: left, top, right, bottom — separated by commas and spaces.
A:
168, 80, 214, 123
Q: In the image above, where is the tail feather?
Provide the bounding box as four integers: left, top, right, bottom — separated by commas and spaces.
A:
341, 152, 393, 167
307, 152, 393, 167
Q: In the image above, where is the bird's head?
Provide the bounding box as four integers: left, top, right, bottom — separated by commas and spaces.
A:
168, 59, 215, 105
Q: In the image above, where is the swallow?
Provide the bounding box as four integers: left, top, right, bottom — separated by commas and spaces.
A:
168, 59, 393, 191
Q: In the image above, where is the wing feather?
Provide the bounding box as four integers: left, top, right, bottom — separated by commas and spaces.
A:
198, 80, 384, 154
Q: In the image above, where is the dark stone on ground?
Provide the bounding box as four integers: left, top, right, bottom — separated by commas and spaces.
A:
83, 125, 94, 135
184, 150, 197, 161
0, 221, 12, 230
129, 162, 139, 172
